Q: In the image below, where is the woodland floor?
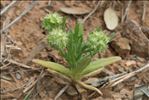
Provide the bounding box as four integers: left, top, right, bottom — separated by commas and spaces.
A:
0, 1, 149, 100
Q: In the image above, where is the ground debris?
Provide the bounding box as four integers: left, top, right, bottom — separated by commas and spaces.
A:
1, 1, 149, 100
122, 19, 149, 58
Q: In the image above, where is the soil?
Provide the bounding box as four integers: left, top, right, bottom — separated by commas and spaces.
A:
0, 1, 149, 100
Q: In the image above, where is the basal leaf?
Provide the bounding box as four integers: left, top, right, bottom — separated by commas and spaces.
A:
73, 57, 91, 74
60, 7, 91, 15
32, 59, 71, 77
81, 56, 121, 77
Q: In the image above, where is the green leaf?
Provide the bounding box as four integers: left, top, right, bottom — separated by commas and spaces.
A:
23, 90, 32, 100
81, 56, 121, 77
74, 22, 83, 37
73, 57, 91, 73
78, 57, 91, 71
32, 59, 71, 77
64, 22, 84, 68
71, 57, 91, 80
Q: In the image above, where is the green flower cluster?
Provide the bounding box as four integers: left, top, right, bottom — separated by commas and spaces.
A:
43, 13, 110, 57
42, 13, 63, 31
42, 13, 67, 51
86, 30, 110, 56
48, 29, 68, 50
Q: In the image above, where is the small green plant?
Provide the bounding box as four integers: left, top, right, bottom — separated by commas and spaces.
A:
33, 13, 121, 95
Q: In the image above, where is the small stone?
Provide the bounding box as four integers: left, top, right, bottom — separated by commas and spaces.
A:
120, 89, 133, 100
136, 57, 145, 62
125, 60, 136, 67
111, 37, 131, 58
112, 93, 122, 100
84, 78, 99, 87
113, 84, 124, 92
40, 52, 48, 58
123, 20, 149, 57
15, 72, 22, 80
16, 10, 21, 16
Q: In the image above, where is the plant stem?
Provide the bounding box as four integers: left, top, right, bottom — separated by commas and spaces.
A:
76, 81, 103, 95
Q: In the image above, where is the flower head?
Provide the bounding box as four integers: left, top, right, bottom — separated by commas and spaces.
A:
48, 28, 68, 50
42, 13, 63, 31
86, 30, 110, 55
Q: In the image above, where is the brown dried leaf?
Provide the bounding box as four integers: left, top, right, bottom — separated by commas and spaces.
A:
104, 8, 118, 30
60, 7, 91, 15
125, 60, 136, 67
84, 78, 99, 87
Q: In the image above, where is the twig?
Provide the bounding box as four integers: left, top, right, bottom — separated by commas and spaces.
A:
6, 59, 34, 69
0, 62, 11, 70
0, 79, 26, 93
54, 84, 69, 100
23, 88, 34, 100
0, 1, 37, 33
85, 72, 127, 87
135, 63, 149, 73
24, 38, 47, 64
29, 70, 46, 99
108, 63, 149, 87
6, 45, 21, 50
23, 70, 45, 93
1, 34, 5, 62
0, 16, 10, 62
121, 0, 132, 23
48, 0, 51, 6
1, 69, 40, 78
82, 1, 100, 23
0, 0, 17, 15
142, 1, 147, 24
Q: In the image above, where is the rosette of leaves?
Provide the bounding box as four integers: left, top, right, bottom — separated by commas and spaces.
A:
33, 13, 121, 95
